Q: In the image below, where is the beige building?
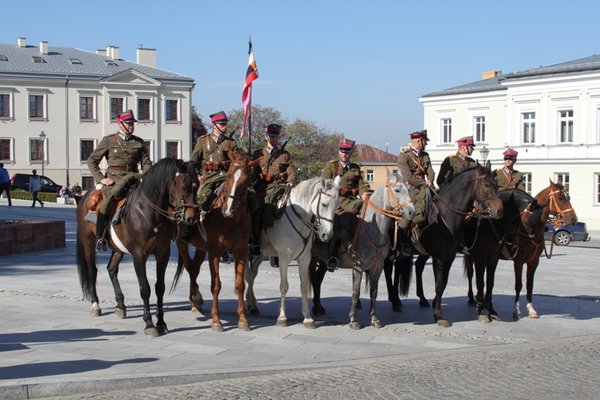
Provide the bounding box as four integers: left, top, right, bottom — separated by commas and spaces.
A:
420, 56, 600, 230
353, 144, 398, 189
0, 37, 195, 190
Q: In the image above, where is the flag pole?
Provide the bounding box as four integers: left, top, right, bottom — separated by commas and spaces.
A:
242, 35, 258, 154
247, 37, 252, 155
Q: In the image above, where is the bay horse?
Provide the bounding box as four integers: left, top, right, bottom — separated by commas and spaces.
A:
311, 172, 415, 330
465, 180, 577, 320
172, 151, 252, 332
244, 177, 340, 328
462, 189, 547, 322
76, 158, 198, 336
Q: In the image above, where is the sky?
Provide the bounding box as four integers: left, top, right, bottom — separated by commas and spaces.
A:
2, 0, 600, 154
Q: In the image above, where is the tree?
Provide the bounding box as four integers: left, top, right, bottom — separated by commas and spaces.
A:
191, 106, 208, 151
226, 105, 286, 155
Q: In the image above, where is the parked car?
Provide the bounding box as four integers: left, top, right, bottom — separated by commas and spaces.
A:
10, 173, 62, 193
544, 221, 591, 246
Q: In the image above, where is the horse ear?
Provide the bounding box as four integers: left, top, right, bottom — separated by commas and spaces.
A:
333, 175, 341, 187
485, 160, 491, 171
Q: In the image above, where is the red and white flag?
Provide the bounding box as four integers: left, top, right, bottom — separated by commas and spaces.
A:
241, 40, 258, 138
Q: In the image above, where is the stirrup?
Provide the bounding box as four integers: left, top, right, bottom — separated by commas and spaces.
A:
252, 244, 262, 256
327, 256, 339, 272
270, 256, 279, 268
96, 238, 108, 252
199, 210, 207, 223
400, 243, 412, 258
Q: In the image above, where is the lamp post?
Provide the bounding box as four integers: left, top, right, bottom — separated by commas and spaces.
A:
480, 145, 489, 164
39, 131, 46, 178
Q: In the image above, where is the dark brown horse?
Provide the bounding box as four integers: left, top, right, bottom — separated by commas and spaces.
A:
173, 151, 252, 332
76, 158, 198, 336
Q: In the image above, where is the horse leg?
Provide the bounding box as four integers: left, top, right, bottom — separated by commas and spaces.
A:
76, 227, 102, 317
232, 246, 250, 331
464, 255, 476, 306
431, 257, 452, 327
298, 252, 315, 329
415, 255, 430, 307
384, 256, 402, 312
177, 242, 204, 313
208, 254, 224, 332
474, 256, 488, 323
131, 254, 157, 336
310, 257, 327, 316
276, 256, 290, 327
244, 254, 262, 315
485, 258, 501, 321
513, 261, 524, 320
106, 251, 126, 318
349, 268, 363, 330
368, 266, 384, 329
525, 259, 540, 319
154, 242, 170, 335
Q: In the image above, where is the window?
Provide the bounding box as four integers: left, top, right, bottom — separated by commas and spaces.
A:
0, 93, 10, 118
79, 96, 94, 120
29, 138, 45, 163
0, 138, 11, 160
138, 98, 151, 121
596, 173, 600, 205
522, 172, 532, 194
165, 141, 180, 159
165, 99, 179, 122
82, 176, 95, 191
554, 172, 570, 193
29, 95, 44, 118
522, 112, 536, 144
474, 116, 486, 142
441, 118, 452, 144
143, 140, 153, 161
80, 139, 95, 162
366, 169, 374, 182
558, 110, 573, 143
110, 97, 124, 120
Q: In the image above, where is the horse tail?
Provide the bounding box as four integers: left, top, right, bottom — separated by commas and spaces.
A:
463, 254, 473, 278
76, 222, 96, 302
169, 252, 186, 294
397, 256, 412, 297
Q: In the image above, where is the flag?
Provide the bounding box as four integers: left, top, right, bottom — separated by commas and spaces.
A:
241, 39, 258, 138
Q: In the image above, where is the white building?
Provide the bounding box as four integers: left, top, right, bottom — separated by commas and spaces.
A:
0, 37, 195, 191
420, 55, 600, 230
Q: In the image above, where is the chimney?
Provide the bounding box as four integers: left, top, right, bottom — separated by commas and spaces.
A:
482, 70, 501, 80
106, 45, 120, 60
136, 47, 156, 67
17, 37, 26, 47
96, 49, 107, 56
40, 41, 48, 55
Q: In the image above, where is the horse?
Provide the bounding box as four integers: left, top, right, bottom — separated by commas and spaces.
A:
244, 177, 340, 328
462, 189, 547, 322
172, 151, 253, 332
465, 180, 577, 320
310, 172, 415, 330
76, 158, 198, 336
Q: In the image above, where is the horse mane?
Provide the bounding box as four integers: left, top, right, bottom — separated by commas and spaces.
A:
436, 165, 481, 196
292, 177, 323, 204
139, 158, 183, 201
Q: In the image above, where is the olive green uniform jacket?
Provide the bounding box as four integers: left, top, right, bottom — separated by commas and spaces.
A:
494, 167, 525, 191
437, 153, 476, 187
397, 149, 435, 216
322, 159, 370, 215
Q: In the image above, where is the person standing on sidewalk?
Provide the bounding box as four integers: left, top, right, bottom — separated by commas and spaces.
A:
28, 169, 43, 208
0, 162, 12, 206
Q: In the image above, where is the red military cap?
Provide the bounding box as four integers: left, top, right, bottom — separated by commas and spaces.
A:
264, 124, 282, 136
503, 148, 518, 160
338, 138, 356, 153
409, 129, 429, 141
456, 135, 476, 147
116, 110, 137, 123
210, 111, 228, 123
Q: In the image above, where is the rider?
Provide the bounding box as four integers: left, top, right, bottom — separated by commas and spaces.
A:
87, 110, 152, 251
494, 148, 526, 191
250, 123, 297, 255
437, 135, 477, 188
397, 130, 435, 227
322, 138, 370, 271
191, 111, 242, 222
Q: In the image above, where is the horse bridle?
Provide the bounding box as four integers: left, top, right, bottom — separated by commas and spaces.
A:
547, 188, 574, 226
138, 171, 198, 224
364, 179, 413, 221
215, 162, 247, 215
437, 170, 496, 219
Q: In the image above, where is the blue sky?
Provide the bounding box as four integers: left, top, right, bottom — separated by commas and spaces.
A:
2, 0, 599, 154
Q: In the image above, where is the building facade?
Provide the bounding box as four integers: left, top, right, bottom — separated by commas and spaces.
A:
420, 55, 600, 230
0, 37, 195, 190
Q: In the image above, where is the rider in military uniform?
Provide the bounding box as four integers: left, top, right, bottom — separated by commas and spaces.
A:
494, 148, 525, 191
250, 123, 297, 255
437, 135, 477, 188
87, 110, 152, 251
191, 111, 243, 221
397, 130, 435, 226
322, 138, 370, 271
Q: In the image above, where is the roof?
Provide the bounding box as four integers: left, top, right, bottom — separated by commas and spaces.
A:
0, 42, 193, 82
422, 55, 600, 98
354, 144, 397, 163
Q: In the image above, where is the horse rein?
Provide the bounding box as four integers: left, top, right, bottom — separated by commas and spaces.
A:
547, 188, 574, 226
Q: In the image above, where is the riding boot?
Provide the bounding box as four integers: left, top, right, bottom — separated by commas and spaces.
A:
251, 213, 263, 256
95, 213, 108, 252
327, 239, 340, 272
399, 229, 412, 258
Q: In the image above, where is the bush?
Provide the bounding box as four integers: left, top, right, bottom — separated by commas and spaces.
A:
10, 189, 58, 203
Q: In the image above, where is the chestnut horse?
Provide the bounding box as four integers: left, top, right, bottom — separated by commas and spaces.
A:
76, 158, 198, 336
173, 151, 252, 332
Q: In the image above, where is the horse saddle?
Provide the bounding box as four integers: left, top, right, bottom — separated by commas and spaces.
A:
84, 189, 126, 225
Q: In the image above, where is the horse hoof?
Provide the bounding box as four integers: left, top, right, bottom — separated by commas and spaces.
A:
303, 319, 316, 329
89, 307, 102, 317
144, 327, 159, 337
238, 322, 250, 331
349, 321, 361, 330
489, 313, 501, 321
371, 320, 383, 329
211, 323, 224, 332
276, 318, 288, 327
436, 319, 451, 328
114, 307, 126, 319
528, 311, 539, 319
478, 314, 491, 323
157, 324, 169, 335
512, 312, 521, 320
191, 306, 204, 314
420, 299, 430, 307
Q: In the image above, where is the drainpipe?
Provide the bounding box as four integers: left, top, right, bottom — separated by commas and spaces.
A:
65, 75, 70, 187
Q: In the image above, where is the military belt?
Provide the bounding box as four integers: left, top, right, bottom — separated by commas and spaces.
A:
108, 166, 138, 173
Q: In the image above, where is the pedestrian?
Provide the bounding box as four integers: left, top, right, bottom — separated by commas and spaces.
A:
29, 169, 44, 208
321, 138, 371, 271
436, 135, 477, 188
494, 148, 526, 191
0, 162, 12, 206
249, 123, 297, 255
87, 110, 152, 251
71, 182, 83, 205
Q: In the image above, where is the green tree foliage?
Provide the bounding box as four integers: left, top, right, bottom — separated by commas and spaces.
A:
191, 106, 208, 151
225, 105, 285, 154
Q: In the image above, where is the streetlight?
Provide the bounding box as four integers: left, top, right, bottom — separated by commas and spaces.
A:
480, 145, 489, 164
39, 131, 46, 178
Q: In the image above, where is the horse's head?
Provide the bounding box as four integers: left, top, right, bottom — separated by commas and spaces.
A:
472, 163, 503, 219
385, 172, 415, 227
169, 159, 199, 225
545, 179, 577, 226
311, 177, 340, 242
218, 151, 250, 218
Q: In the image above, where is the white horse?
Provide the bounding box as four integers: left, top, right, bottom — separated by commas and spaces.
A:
245, 177, 340, 328
312, 172, 415, 329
